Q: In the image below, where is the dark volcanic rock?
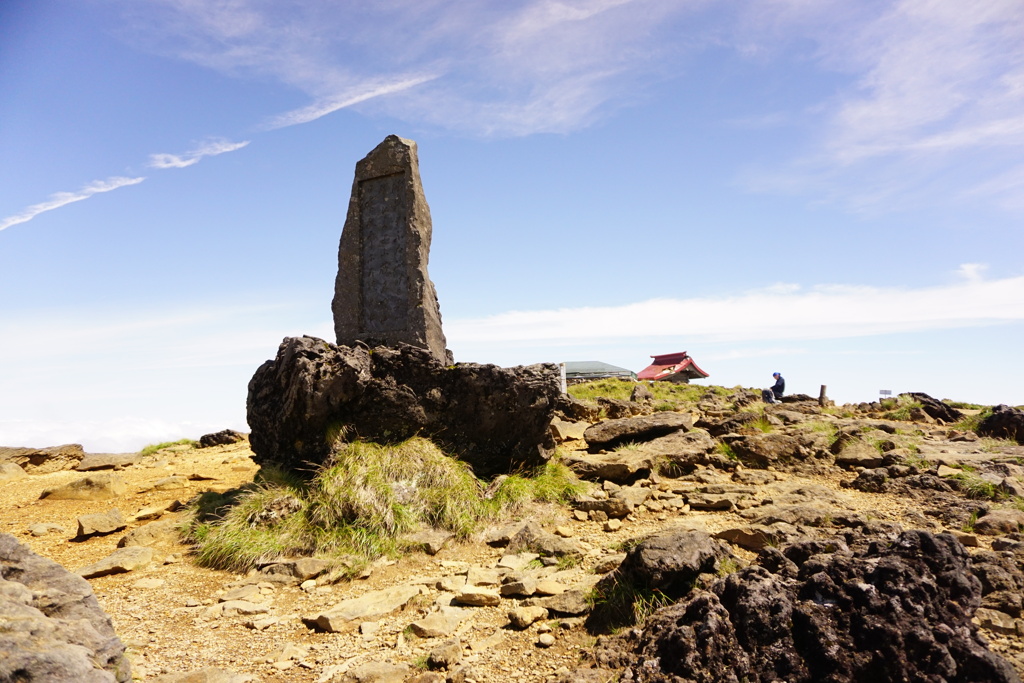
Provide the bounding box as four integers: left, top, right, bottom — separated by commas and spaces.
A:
978, 405, 1024, 445
247, 336, 559, 478
584, 412, 692, 450
198, 429, 247, 448
0, 533, 130, 682
901, 391, 964, 424
578, 530, 1019, 683
588, 529, 734, 630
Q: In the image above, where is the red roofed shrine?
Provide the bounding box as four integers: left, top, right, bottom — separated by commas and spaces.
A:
636, 351, 709, 383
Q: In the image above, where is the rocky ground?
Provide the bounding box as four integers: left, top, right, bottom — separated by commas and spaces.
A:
3, 388, 1024, 682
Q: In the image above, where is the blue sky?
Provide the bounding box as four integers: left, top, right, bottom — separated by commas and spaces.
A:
2, 0, 1023, 452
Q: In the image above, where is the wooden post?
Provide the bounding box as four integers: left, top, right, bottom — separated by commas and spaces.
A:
819, 385, 828, 407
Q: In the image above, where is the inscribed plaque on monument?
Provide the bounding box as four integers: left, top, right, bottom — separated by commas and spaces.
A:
358, 173, 408, 334
332, 135, 450, 363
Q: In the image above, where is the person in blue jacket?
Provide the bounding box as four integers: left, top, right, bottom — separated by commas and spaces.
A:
762, 372, 784, 404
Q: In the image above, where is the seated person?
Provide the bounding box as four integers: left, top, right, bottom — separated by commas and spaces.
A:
761, 372, 784, 404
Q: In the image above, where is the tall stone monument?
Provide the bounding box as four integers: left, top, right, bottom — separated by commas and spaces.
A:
332, 135, 451, 364
248, 136, 561, 479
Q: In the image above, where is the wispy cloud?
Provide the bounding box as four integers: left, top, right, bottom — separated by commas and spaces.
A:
148, 138, 250, 168
0, 176, 146, 232
446, 266, 1024, 345
117, 0, 709, 136
263, 75, 439, 129
738, 0, 1024, 212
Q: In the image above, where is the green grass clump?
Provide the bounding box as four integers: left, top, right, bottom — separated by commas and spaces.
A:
804, 421, 840, 446
568, 379, 728, 406
881, 397, 924, 422
716, 441, 738, 461
181, 437, 584, 574
949, 472, 1005, 501
568, 378, 635, 401
751, 416, 775, 433
952, 408, 993, 433
140, 438, 197, 456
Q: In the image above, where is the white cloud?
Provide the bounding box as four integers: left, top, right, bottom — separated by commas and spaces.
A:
446, 267, 1024, 345
117, 0, 709, 136
148, 138, 250, 168
263, 75, 439, 129
0, 176, 146, 232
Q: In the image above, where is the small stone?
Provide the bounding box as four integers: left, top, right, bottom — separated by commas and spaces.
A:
603, 519, 622, 532
534, 580, 566, 596
454, 587, 501, 607
537, 633, 556, 647
573, 510, 589, 522
428, 637, 462, 670
132, 578, 165, 589
554, 526, 574, 538
589, 510, 608, 522
466, 567, 501, 586
497, 552, 539, 571
508, 606, 548, 630
28, 523, 66, 537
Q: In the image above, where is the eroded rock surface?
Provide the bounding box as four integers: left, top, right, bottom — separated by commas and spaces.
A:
247, 336, 559, 478
0, 533, 130, 682
576, 530, 1019, 683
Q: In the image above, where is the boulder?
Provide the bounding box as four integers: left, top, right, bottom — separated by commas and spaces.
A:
596, 397, 646, 419
978, 405, 1024, 445
834, 440, 886, 469
198, 430, 247, 448
508, 521, 583, 558
579, 531, 1018, 683
726, 433, 807, 469
76, 509, 127, 538
77, 547, 153, 578
695, 411, 760, 437
901, 392, 964, 424
0, 533, 130, 681
117, 519, 181, 549
630, 383, 654, 404
0, 461, 27, 482
247, 337, 559, 479
305, 585, 423, 631
0, 443, 85, 473
974, 510, 1024, 536
549, 417, 589, 443
638, 429, 718, 472
554, 394, 600, 423
76, 453, 140, 471
588, 530, 733, 629
41, 473, 126, 501
584, 412, 693, 450
562, 451, 655, 483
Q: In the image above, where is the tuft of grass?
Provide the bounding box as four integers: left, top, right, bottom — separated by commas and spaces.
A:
181, 437, 584, 573
901, 451, 930, 471
980, 437, 1015, 454
751, 416, 774, 433
140, 438, 196, 456
952, 408, 993, 433
882, 397, 924, 422
717, 556, 741, 577
716, 441, 738, 461
949, 472, 1005, 501
588, 580, 674, 630
962, 510, 980, 533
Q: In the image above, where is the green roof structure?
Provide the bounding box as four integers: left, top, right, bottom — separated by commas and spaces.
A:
563, 360, 636, 381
